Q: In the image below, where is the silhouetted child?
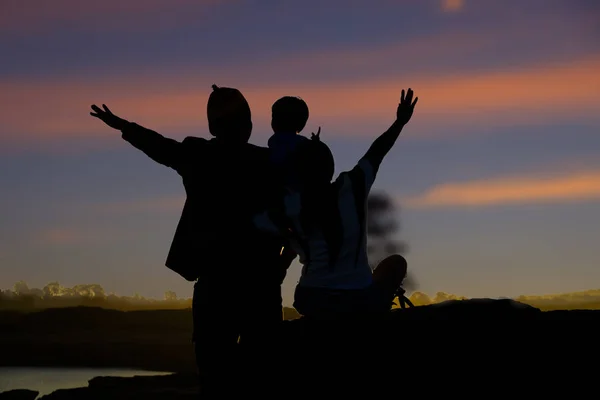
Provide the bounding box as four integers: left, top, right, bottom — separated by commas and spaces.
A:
268, 96, 313, 188
264, 96, 316, 273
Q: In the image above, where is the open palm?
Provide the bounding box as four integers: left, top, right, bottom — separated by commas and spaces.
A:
90, 104, 128, 130
396, 88, 418, 125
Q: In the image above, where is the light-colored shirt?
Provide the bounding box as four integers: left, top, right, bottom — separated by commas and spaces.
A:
254, 158, 377, 289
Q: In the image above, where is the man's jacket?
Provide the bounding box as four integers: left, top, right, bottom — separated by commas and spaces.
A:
121, 123, 288, 283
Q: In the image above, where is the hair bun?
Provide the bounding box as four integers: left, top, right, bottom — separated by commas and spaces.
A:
211, 84, 219, 91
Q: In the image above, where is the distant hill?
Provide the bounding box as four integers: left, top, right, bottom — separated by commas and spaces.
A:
4, 286, 600, 313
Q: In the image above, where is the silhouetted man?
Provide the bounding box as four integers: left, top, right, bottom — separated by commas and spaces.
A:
90, 85, 294, 397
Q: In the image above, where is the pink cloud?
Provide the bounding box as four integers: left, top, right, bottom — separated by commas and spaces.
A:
36, 228, 82, 245
1, 55, 599, 146
96, 196, 186, 214
441, 0, 465, 13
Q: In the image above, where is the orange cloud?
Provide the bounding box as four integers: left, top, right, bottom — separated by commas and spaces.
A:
402, 169, 600, 209
1, 54, 599, 146
96, 196, 186, 214
36, 228, 81, 245
441, 0, 465, 13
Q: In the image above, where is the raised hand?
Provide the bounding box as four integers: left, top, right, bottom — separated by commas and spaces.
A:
90, 104, 129, 130
310, 126, 321, 141
396, 88, 418, 126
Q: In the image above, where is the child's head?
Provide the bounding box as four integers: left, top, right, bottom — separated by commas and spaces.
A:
207, 84, 252, 144
290, 134, 334, 188
271, 96, 309, 134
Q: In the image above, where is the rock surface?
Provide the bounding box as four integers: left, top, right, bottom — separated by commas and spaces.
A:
0, 390, 39, 400
37, 374, 198, 400
2, 299, 599, 398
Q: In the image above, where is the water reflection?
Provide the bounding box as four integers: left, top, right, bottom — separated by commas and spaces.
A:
0, 367, 172, 398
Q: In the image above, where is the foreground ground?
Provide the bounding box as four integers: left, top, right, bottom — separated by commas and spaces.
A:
1, 299, 599, 398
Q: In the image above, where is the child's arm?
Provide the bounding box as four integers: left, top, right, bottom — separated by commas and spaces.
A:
361, 88, 418, 172
90, 104, 191, 173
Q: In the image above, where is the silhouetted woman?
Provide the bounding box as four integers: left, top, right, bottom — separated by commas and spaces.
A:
253, 88, 418, 319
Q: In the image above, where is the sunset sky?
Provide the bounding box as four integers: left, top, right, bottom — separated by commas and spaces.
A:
1, 0, 599, 305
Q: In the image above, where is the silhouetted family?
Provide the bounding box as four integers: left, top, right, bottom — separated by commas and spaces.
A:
90, 85, 418, 397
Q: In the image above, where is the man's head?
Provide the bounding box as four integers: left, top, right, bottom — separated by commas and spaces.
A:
290, 134, 334, 188
207, 84, 252, 144
271, 96, 309, 134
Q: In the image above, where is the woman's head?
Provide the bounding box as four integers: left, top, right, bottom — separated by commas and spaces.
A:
291, 135, 335, 188
207, 84, 252, 144
290, 136, 342, 267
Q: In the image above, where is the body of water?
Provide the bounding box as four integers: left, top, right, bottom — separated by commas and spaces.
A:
0, 367, 172, 397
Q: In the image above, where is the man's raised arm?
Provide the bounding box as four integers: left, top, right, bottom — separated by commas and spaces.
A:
90, 104, 187, 172
361, 88, 418, 171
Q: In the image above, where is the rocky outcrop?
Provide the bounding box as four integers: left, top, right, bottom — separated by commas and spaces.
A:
0, 390, 39, 400
37, 374, 198, 400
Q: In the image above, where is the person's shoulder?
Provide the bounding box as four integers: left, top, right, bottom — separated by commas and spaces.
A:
244, 142, 268, 151
339, 157, 377, 190
342, 157, 373, 175
296, 134, 309, 143
181, 136, 208, 147
177, 137, 209, 161
270, 132, 307, 145
333, 171, 351, 193
335, 158, 373, 183
356, 157, 373, 172
267, 132, 278, 148
335, 163, 360, 182
243, 142, 270, 158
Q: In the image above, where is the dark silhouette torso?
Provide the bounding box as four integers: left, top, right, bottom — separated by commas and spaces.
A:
120, 125, 285, 282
